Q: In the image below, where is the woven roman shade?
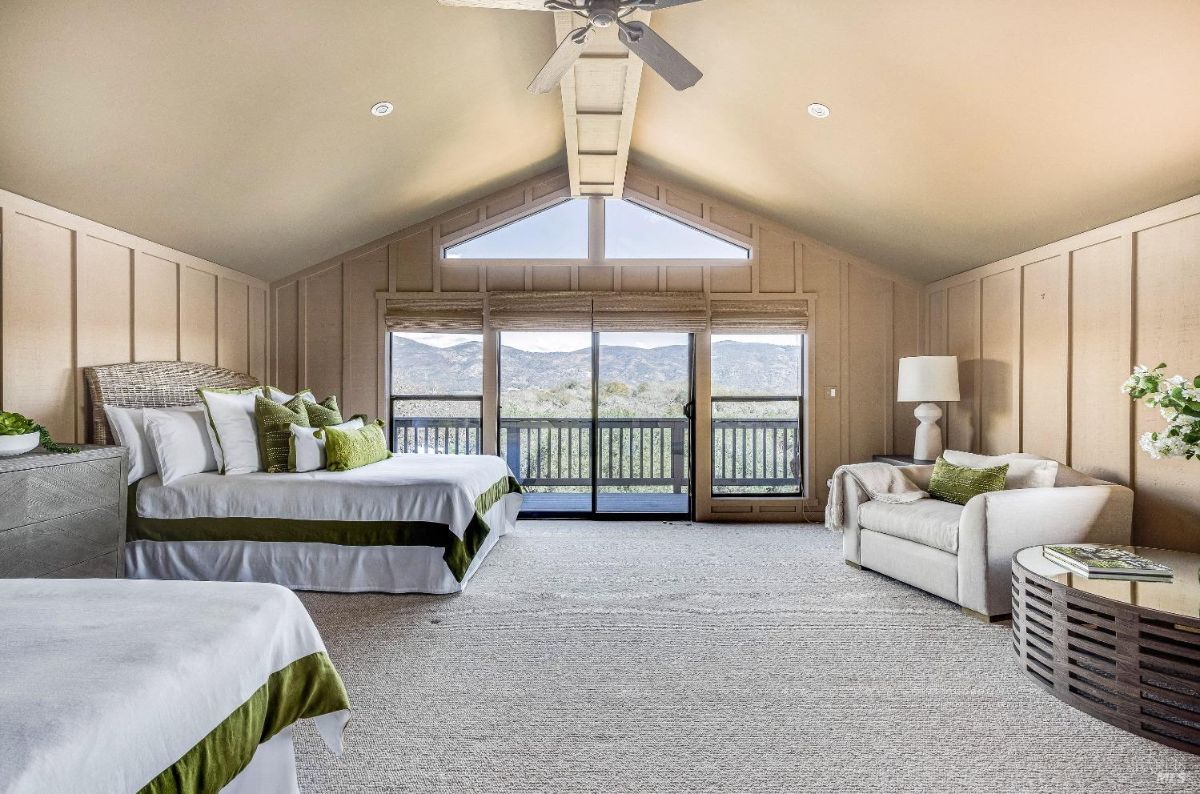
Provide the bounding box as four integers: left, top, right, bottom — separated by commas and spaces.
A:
591, 292, 709, 333
709, 299, 810, 333
384, 292, 812, 335
487, 292, 592, 331
384, 296, 485, 333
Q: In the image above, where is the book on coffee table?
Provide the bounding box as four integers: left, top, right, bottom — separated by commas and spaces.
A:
1043, 544, 1174, 581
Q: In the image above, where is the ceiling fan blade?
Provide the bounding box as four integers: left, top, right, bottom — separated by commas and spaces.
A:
437, 0, 551, 9
617, 21, 702, 91
528, 28, 588, 94
629, 0, 706, 9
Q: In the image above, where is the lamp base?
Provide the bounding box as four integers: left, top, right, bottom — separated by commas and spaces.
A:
913, 402, 944, 463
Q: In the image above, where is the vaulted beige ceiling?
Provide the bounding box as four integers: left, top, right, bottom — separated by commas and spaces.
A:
635, 0, 1200, 281
0, 1, 564, 282
2, 1, 1199, 284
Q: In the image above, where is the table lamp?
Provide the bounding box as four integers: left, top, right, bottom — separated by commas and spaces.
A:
897, 356, 960, 462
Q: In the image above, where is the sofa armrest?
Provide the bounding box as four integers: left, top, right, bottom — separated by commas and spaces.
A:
957, 484, 1134, 616
833, 472, 870, 564
898, 464, 934, 491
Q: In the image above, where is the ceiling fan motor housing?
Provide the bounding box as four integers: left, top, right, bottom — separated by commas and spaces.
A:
589, 0, 620, 27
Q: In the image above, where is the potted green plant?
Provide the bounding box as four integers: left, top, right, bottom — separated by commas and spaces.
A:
0, 411, 78, 456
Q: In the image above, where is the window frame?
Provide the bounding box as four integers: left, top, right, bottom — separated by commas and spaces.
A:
388, 332, 485, 455
438, 197, 755, 269
603, 198, 751, 261
708, 334, 806, 498
442, 199, 591, 262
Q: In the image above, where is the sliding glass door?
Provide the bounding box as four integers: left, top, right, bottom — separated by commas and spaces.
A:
498, 331, 693, 518
499, 332, 594, 514
596, 332, 691, 514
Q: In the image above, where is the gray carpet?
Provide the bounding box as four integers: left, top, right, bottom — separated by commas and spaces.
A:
293, 522, 1200, 792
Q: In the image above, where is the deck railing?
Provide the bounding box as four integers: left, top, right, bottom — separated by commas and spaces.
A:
500, 418, 689, 492
710, 419, 802, 491
391, 416, 801, 494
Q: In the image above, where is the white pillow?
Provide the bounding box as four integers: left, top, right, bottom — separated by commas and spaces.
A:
198, 387, 264, 475
143, 407, 218, 486
942, 450, 1059, 489
289, 417, 366, 472
102, 405, 157, 484
267, 387, 317, 405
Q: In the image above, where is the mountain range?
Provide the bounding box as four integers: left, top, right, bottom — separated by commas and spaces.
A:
391, 336, 801, 396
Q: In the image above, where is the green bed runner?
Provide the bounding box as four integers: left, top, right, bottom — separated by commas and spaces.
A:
127, 475, 522, 581
139, 650, 349, 794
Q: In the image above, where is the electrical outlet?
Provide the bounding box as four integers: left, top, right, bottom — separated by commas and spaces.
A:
828, 386, 838, 398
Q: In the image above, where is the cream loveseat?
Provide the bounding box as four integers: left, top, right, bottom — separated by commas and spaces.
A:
836, 452, 1134, 621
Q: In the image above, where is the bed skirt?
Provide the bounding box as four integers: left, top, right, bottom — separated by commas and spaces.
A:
220, 726, 299, 794
125, 493, 520, 594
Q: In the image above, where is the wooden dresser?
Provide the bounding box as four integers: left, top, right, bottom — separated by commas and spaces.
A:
0, 445, 127, 578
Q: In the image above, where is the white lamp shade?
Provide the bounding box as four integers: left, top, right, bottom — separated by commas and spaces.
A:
897, 356, 960, 402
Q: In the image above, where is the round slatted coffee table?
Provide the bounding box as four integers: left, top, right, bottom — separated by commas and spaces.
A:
1012, 545, 1200, 755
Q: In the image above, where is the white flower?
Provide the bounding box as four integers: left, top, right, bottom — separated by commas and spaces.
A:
1129, 364, 1200, 461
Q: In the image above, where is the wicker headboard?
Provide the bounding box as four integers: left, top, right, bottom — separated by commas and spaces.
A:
82, 361, 259, 445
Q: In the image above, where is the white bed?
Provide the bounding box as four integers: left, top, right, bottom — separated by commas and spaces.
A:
0, 578, 349, 793
82, 362, 522, 595
125, 453, 523, 594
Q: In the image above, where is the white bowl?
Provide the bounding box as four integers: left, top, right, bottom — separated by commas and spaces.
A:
0, 431, 40, 457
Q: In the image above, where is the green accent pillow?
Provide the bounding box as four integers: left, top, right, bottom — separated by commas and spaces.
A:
928, 457, 1008, 505
304, 396, 343, 428
254, 395, 310, 473
320, 420, 390, 472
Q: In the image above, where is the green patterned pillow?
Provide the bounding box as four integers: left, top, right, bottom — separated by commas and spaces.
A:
304, 395, 343, 428
928, 457, 1008, 505
254, 395, 310, 473
320, 419, 389, 472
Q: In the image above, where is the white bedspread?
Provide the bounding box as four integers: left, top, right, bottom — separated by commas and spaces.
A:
0, 579, 348, 793
137, 453, 515, 539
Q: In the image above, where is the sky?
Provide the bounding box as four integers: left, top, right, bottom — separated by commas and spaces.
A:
444, 198, 749, 260
397, 332, 801, 353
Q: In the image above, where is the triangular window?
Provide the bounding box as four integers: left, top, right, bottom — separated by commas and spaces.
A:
445, 199, 589, 260
604, 199, 750, 260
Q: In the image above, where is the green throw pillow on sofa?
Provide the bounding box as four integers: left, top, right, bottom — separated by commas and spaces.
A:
928, 457, 1008, 505
254, 395, 310, 473
321, 419, 390, 472
304, 395, 343, 427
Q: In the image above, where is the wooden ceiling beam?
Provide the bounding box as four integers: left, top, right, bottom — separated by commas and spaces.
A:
554, 9, 649, 198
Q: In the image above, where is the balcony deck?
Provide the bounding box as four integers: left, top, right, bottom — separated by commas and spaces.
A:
521, 492, 691, 514
392, 415, 803, 517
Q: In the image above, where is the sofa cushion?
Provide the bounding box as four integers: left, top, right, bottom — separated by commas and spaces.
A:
858, 498, 963, 554
943, 450, 1059, 489
929, 457, 1008, 505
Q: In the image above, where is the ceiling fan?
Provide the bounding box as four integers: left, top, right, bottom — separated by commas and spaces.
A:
438, 0, 705, 93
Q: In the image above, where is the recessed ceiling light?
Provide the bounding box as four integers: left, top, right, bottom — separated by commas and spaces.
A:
807, 102, 830, 119
371, 101, 394, 117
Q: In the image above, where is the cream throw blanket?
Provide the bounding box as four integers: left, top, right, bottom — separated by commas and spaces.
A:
825, 462, 929, 530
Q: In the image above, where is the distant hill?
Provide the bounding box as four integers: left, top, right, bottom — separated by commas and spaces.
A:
391, 336, 800, 395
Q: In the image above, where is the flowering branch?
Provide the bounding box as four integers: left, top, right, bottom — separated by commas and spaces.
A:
1123, 363, 1200, 461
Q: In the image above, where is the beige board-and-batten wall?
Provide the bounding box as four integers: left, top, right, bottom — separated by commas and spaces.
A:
0, 188, 269, 444
270, 166, 922, 520
924, 193, 1200, 552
